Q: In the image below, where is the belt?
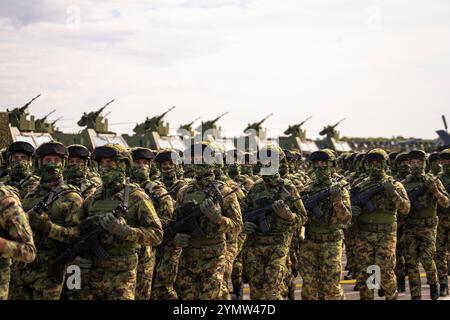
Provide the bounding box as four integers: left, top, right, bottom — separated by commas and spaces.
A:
407, 216, 438, 227
358, 222, 396, 233
305, 230, 343, 242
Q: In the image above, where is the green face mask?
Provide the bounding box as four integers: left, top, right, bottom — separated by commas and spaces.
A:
313, 164, 332, 182
430, 162, 442, 174
39, 162, 64, 184
195, 164, 215, 184
64, 164, 87, 182
410, 162, 425, 175
241, 164, 253, 176
10, 161, 31, 178
398, 164, 410, 176
228, 163, 241, 177
130, 165, 150, 183
367, 163, 384, 179
160, 166, 177, 184
100, 163, 126, 191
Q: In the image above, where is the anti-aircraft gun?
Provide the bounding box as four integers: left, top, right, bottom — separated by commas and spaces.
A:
177, 116, 200, 137
436, 115, 450, 148
133, 106, 176, 136
77, 99, 115, 133
284, 116, 312, 139
197, 112, 229, 138
317, 118, 352, 152
6, 94, 41, 129
319, 118, 346, 140
34, 109, 56, 132
244, 113, 273, 136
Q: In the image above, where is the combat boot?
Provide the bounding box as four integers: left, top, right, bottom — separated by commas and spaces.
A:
397, 277, 406, 293
411, 296, 421, 300
288, 277, 296, 300
440, 283, 448, 297
430, 284, 440, 300
232, 283, 243, 300
378, 288, 385, 297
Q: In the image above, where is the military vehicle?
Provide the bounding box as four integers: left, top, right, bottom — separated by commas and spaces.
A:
54, 99, 128, 150
316, 118, 352, 153
123, 106, 186, 151
237, 113, 277, 152
436, 115, 450, 148
278, 116, 318, 154
0, 94, 54, 148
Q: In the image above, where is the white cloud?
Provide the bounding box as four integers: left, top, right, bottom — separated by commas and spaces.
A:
0, 0, 449, 140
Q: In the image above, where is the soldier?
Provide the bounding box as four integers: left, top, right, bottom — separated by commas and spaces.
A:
0, 186, 36, 299
435, 149, 450, 296
392, 152, 410, 292
402, 150, 449, 300
79, 144, 162, 300
242, 145, 306, 300
1, 141, 40, 199
151, 149, 184, 300
64, 144, 100, 199
129, 148, 175, 300
353, 149, 410, 300
429, 152, 443, 176
9, 142, 84, 300
173, 141, 242, 300
299, 149, 351, 300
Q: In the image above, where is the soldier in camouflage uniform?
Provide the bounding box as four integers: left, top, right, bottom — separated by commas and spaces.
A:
173, 141, 242, 300
0, 186, 36, 299
402, 150, 449, 300
152, 149, 188, 300
299, 150, 352, 300
392, 152, 410, 292
434, 149, 450, 296
242, 145, 306, 300
64, 145, 100, 200
81, 144, 163, 300
129, 148, 174, 300
352, 149, 410, 300
9, 142, 84, 300
1, 142, 40, 199
429, 152, 443, 176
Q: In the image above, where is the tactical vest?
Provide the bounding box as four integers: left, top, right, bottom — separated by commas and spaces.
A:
86, 184, 141, 257
403, 174, 437, 219
356, 177, 397, 225
22, 184, 80, 255
304, 182, 345, 235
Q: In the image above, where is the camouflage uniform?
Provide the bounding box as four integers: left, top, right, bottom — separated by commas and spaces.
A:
299, 150, 352, 300
9, 142, 84, 300
434, 149, 450, 296
0, 186, 36, 299
152, 149, 188, 300
353, 149, 410, 300
130, 148, 175, 300
401, 150, 449, 299
1, 141, 40, 199
81, 144, 163, 300
242, 145, 306, 300
173, 142, 242, 300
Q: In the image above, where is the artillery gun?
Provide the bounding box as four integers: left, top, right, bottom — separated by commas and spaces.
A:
278, 116, 318, 154
133, 106, 176, 136
317, 118, 352, 152
196, 112, 229, 139
34, 109, 56, 132
436, 114, 450, 148
0, 94, 54, 148
177, 117, 200, 138
77, 99, 115, 133
243, 113, 273, 137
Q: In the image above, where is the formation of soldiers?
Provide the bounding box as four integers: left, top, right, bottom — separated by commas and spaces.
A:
0, 139, 450, 300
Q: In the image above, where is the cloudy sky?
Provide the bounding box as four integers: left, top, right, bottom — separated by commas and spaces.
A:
1, 0, 449, 139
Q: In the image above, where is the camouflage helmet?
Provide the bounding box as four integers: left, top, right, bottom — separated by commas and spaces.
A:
131, 147, 155, 162
7, 141, 35, 157
68, 144, 90, 159
92, 143, 132, 167
36, 141, 68, 159
365, 148, 389, 163
308, 149, 336, 162
395, 152, 410, 164
388, 151, 400, 165
428, 152, 440, 163
408, 149, 427, 161
439, 148, 450, 160
154, 148, 181, 165
258, 144, 285, 163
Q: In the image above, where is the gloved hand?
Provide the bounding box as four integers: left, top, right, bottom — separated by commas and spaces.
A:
243, 221, 258, 235
199, 198, 223, 224
75, 257, 92, 270
174, 233, 190, 248
28, 211, 52, 234
272, 200, 294, 220
99, 212, 132, 238
424, 177, 439, 194
330, 183, 342, 201
382, 179, 397, 197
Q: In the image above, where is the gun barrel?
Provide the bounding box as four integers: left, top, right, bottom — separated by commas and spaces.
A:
20, 94, 42, 111
331, 118, 346, 128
